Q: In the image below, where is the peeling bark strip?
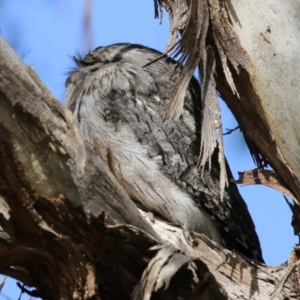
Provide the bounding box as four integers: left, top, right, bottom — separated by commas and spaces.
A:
154, 0, 253, 199
232, 169, 295, 200
132, 246, 228, 300
141, 213, 300, 300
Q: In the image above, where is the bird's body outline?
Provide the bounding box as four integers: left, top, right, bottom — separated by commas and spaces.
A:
65, 43, 264, 262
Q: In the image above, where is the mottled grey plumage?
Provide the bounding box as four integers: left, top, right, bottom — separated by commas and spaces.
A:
65, 43, 263, 262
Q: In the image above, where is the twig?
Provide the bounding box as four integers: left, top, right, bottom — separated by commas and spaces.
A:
223, 125, 240, 135
17, 283, 39, 299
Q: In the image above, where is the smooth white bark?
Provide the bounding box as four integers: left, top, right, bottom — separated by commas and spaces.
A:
228, 0, 300, 179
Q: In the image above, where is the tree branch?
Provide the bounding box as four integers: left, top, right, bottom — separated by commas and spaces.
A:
0, 26, 299, 299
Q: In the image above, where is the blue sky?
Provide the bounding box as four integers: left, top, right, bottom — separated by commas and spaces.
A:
0, 0, 297, 298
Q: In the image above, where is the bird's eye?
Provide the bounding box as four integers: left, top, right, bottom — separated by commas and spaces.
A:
90, 66, 99, 72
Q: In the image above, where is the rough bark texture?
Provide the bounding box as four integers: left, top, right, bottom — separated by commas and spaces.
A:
1, 0, 300, 298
